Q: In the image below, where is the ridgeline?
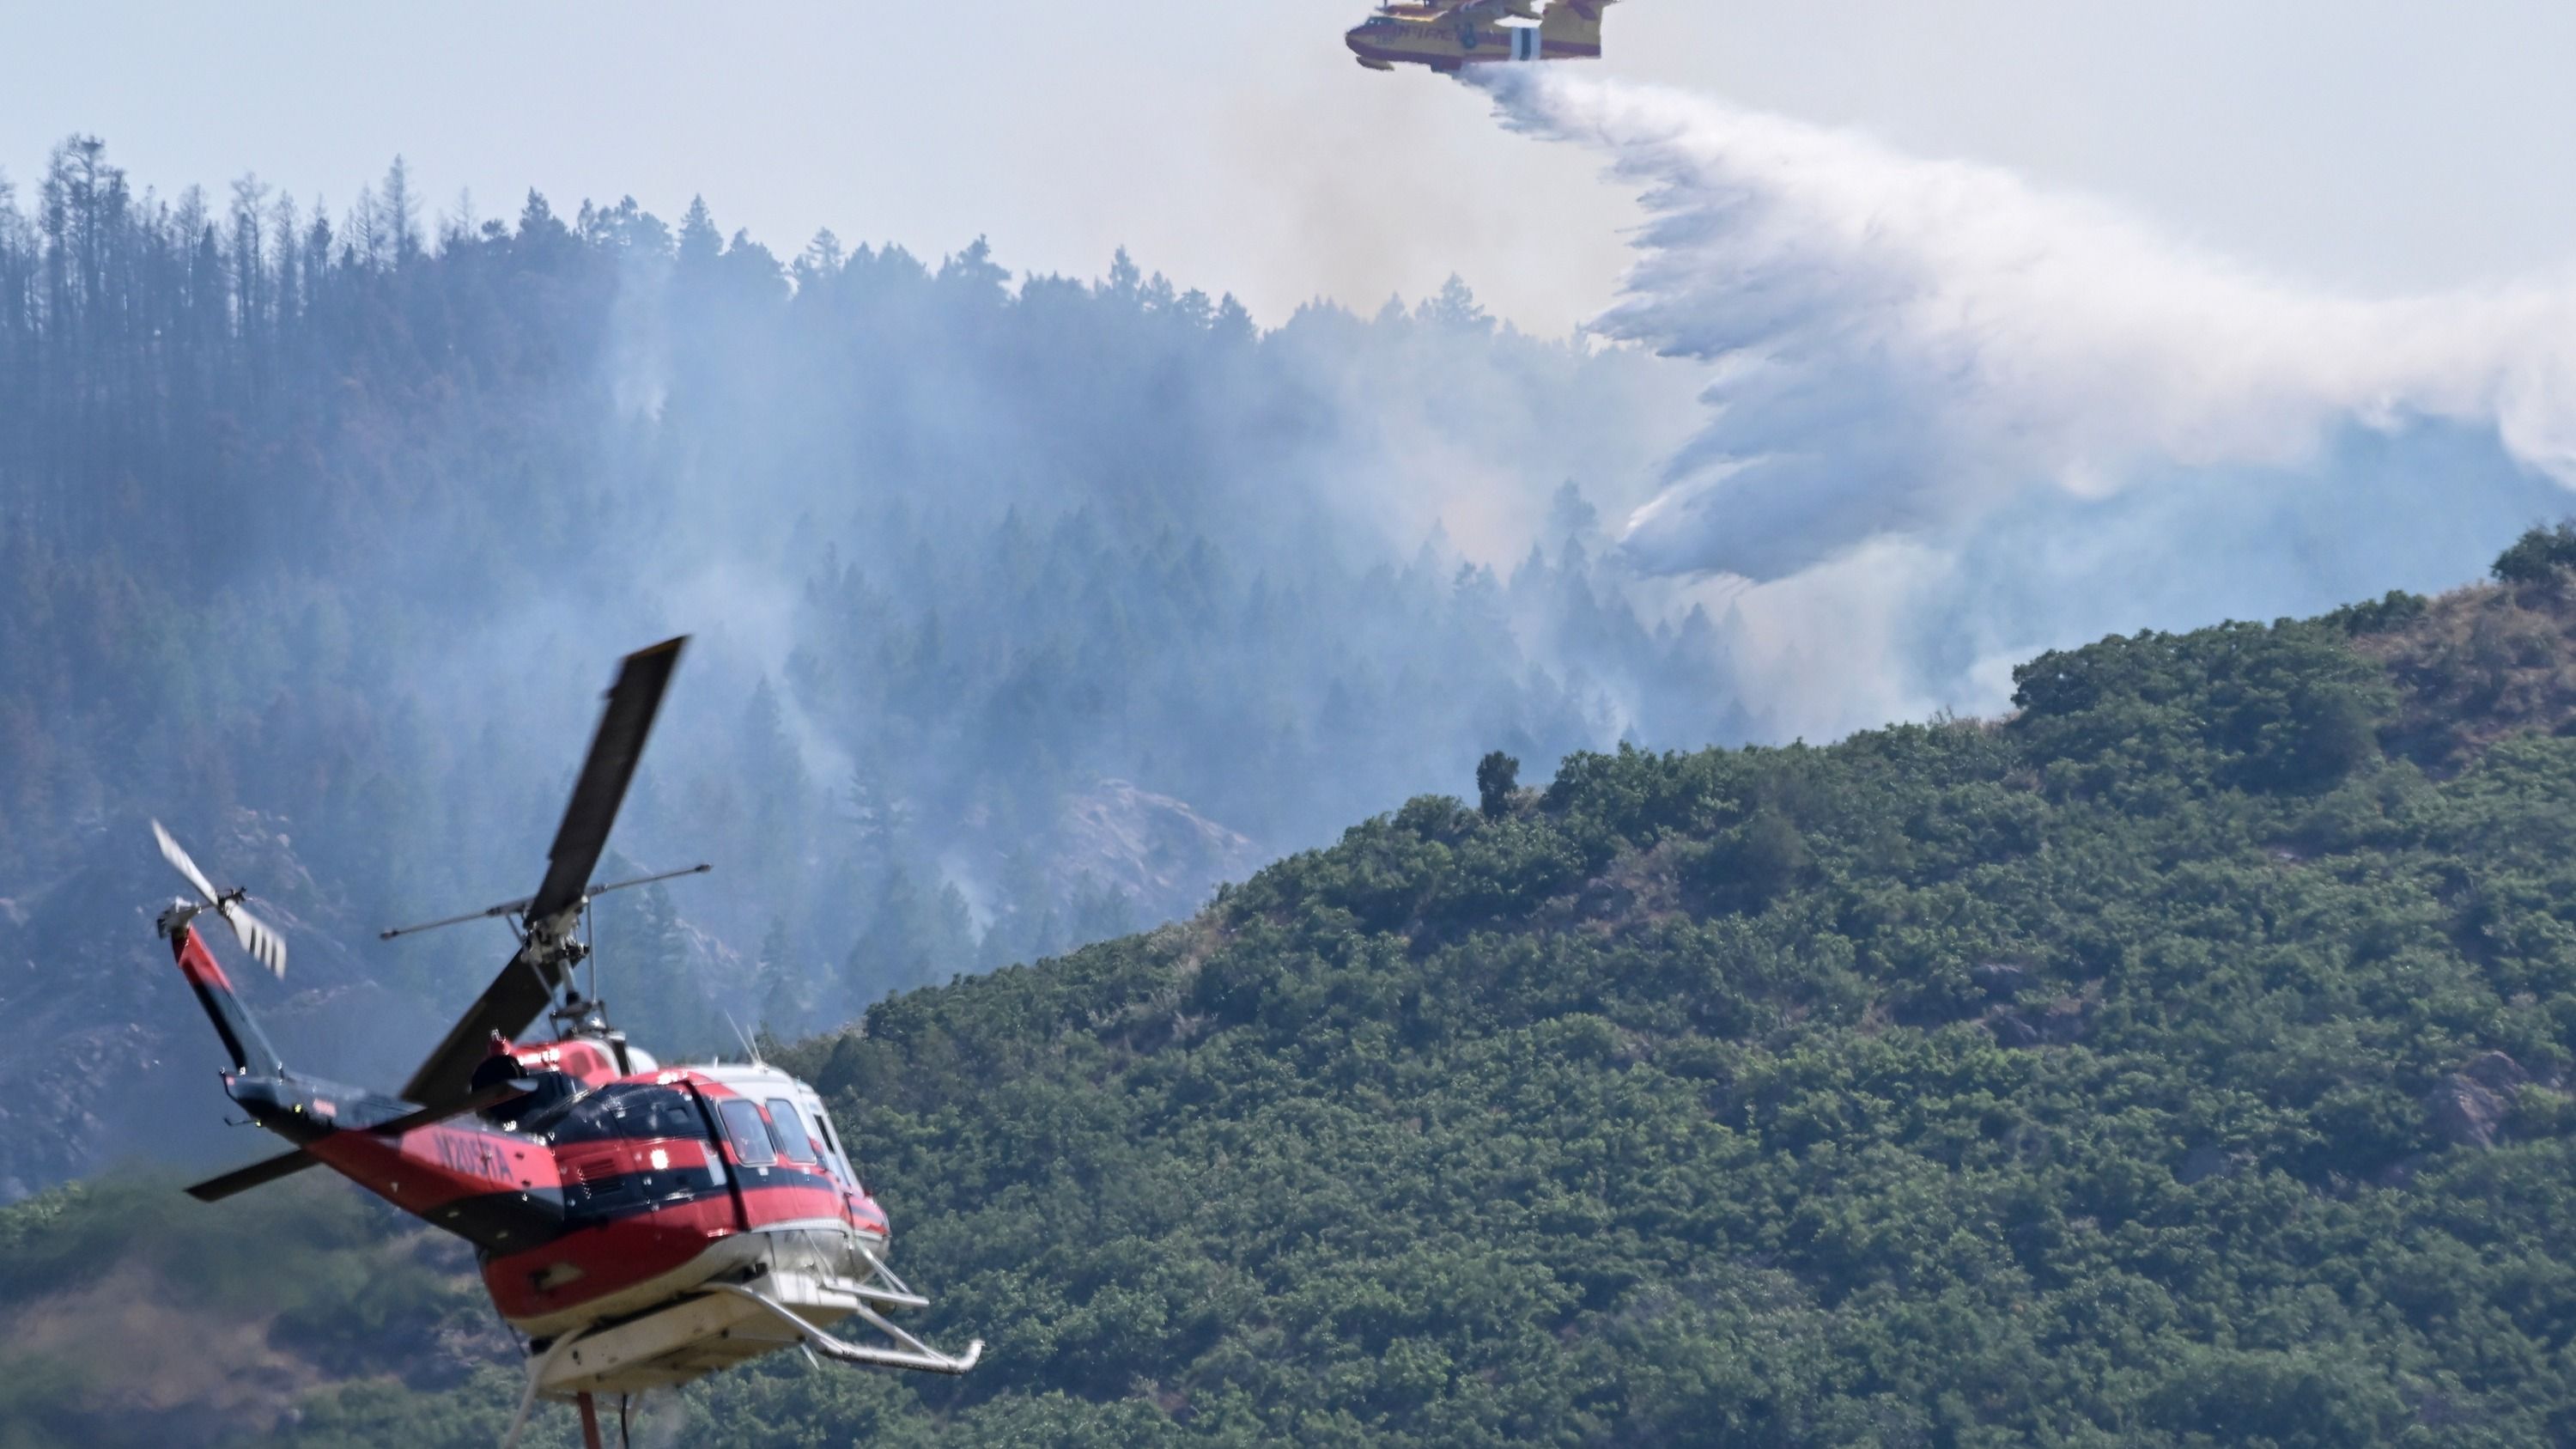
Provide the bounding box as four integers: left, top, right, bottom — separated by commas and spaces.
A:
15, 540, 2576, 1446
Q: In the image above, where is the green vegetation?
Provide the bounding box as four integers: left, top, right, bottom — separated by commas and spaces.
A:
17, 559, 2576, 1445
2488, 521, 2576, 588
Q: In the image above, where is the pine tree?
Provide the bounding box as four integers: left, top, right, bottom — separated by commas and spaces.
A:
380, 155, 421, 265
675, 195, 720, 272
754, 915, 806, 1037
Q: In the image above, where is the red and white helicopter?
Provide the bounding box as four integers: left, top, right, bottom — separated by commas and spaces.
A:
153, 637, 980, 1448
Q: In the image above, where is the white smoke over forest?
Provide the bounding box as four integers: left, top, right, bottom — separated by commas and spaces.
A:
1483, 70, 2576, 737
6, 96, 2576, 1194
0, 143, 1725, 1194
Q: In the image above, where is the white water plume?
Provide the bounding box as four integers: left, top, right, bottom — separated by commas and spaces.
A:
1478, 70, 2576, 733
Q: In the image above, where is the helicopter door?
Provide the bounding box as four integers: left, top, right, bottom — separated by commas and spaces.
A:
708, 1093, 780, 1228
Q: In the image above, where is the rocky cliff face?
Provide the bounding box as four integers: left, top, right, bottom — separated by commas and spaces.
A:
1052, 779, 1261, 926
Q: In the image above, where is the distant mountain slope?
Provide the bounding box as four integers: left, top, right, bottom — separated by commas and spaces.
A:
0, 139, 1714, 1203
14, 547, 2576, 1445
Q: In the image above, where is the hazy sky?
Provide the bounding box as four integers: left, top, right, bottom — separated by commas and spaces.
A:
7, 2, 2576, 333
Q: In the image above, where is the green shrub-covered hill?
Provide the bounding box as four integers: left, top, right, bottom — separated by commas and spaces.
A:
15, 549, 2576, 1447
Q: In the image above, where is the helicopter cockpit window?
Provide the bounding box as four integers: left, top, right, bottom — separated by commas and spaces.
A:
808, 1104, 859, 1185
535, 1082, 710, 1145
717, 1099, 775, 1166
765, 1099, 820, 1165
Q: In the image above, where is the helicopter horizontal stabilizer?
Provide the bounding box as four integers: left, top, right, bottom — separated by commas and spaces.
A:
185, 1147, 320, 1202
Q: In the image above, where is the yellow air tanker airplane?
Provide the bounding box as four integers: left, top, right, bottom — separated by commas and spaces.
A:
1345, 0, 1616, 74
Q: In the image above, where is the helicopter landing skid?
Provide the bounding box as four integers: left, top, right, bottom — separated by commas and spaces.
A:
707, 1280, 986, 1374
498, 1269, 983, 1447
502, 1329, 598, 1449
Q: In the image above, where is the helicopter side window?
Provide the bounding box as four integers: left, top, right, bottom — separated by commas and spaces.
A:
541, 1082, 710, 1145
764, 1099, 822, 1165
717, 1099, 775, 1167
809, 1104, 860, 1186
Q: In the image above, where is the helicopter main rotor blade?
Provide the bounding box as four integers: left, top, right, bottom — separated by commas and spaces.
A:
151, 819, 221, 907
586, 861, 712, 901
367, 1075, 541, 1136
398, 637, 686, 1106
378, 864, 707, 942
527, 636, 687, 929
398, 953, 564, 1106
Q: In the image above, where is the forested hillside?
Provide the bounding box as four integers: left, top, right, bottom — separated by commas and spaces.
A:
13, 542, 2576, 1446
0, 139, 1713, 1197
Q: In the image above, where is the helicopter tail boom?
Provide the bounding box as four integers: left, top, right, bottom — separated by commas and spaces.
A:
163, 916, 287, 1077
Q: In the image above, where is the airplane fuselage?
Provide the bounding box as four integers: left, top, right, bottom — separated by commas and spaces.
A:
1345, 11, 1593, 72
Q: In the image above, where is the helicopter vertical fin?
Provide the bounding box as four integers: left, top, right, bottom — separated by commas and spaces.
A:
167, 921, 287, 1076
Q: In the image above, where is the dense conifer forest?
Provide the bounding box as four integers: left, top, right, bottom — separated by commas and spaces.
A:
0, 138, 1711, 1196
12, 539, 2576, 1445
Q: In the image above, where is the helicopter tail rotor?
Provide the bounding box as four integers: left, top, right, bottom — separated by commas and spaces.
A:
152, 819, 288, 978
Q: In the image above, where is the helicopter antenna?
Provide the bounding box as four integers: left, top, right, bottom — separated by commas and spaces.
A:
724, 1010, 763, 1065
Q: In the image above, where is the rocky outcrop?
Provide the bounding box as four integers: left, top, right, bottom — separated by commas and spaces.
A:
1053, 780, 1261, 926
1987, 995, 2092, 1050
2424, 1051, 2530, 1149
1971, 962, 2028, 998
2461, 1050, 2530, 1095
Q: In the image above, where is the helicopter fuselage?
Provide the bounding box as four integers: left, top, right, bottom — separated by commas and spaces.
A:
156, 636, 977, 1444
183, 922, 913, 1396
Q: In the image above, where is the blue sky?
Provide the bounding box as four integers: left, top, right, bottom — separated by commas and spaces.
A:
8, 2, 2576, 334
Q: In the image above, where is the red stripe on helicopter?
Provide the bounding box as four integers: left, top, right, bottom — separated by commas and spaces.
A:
173, 928, 233, 992
484, 1192, 742, 1321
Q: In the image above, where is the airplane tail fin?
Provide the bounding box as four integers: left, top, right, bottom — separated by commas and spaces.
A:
1540, 0, 1613, 56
